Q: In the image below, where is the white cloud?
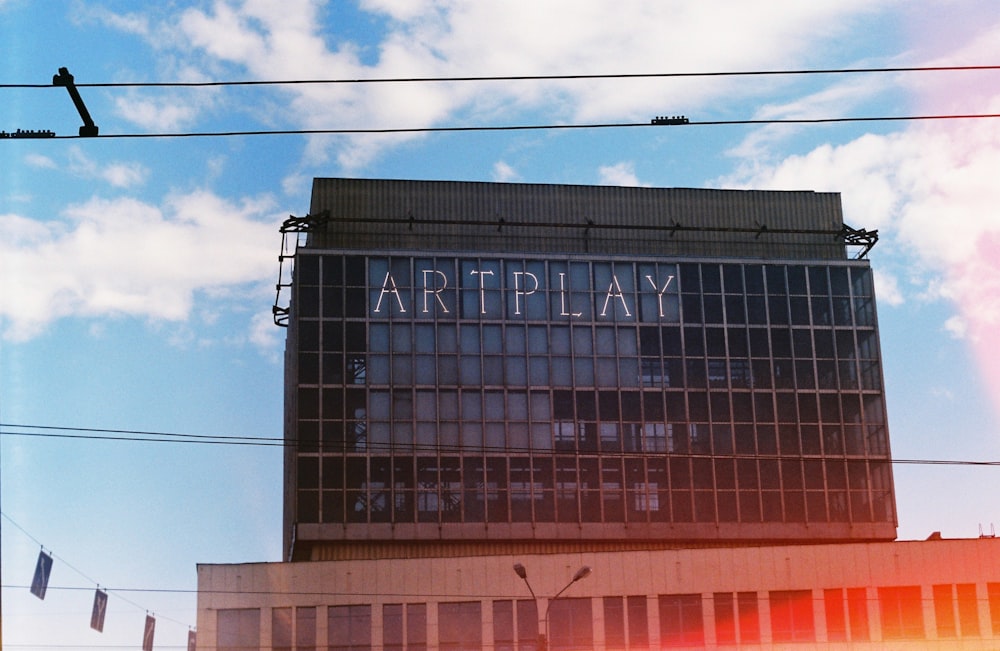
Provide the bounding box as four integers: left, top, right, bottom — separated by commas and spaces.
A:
99, 0, 893, 169
598, 162, 646, 187
0, 191, 281, 341
25, 154, 57, 170
492, 161, 519, 183
249, 309, 282, 359
723, 118, 1000, 327
943, 316, 967, 340
873, 269, 903, 307
113, 93, 205, 132
66, 147, 150, 189
717, 19, 1000, 407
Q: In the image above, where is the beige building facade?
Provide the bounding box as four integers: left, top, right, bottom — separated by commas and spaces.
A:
197, 537, 1000, 649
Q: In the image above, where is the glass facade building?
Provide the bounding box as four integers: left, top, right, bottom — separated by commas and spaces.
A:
280, 179, 895, 559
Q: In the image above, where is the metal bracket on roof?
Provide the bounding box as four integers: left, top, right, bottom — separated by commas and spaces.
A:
273, 211, 332, 327
755, 221, 768, 239
838, 224, 879, 259
52, 67, 98, 137
279, 210, 331, 233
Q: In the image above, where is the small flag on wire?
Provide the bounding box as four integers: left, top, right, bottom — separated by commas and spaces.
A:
187, 629, 197, 651
143, 614, 156, 651
29, 550, 53, 600
91, 588, 108, 632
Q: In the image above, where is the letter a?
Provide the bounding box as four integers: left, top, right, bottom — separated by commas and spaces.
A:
373, 272, 407, 313
600, 275, 632, 317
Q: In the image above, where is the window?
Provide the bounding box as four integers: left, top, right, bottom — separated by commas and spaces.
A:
627, 595, 649, 650
878, 586, 924, 639
384, 605, 404, 651
493, 601, 514, 651
989, 583, 1000, 636
438, 602, 481, 651
554, 421, 580, 449
769, 590, 814, 642
547, 597, 592, 651
273, 608, 292, 651
658, 594, 703, 647
737, 592, 760, 644
846, 588, 870, 641
826, 587, 868, 642
933, 584, 957, 637
824, 589, 847, 641
407, 604, 427, 651
632, 481, 659, 512
602, 597, 624, 651
925, 584, 974, 638
641, 423, 666, 452
517, 599, 539, 651
957, 584, 980, 637
218, 609, 259, 651
713, 593, 736, 645
328, 605, 371, 651
297, 607, 316, 651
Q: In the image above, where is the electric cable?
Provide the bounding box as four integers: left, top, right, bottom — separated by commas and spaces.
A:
2, 64, 1000, 89
2, 112, 999, 140
1, 423, 998, 467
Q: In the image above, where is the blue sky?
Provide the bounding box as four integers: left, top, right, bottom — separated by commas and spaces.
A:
3, 1, 1000, 648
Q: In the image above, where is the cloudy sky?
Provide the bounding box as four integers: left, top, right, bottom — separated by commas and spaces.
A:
3, 1, 1000, 648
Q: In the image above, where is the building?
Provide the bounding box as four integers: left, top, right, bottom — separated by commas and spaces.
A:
197, 178, 1000, 649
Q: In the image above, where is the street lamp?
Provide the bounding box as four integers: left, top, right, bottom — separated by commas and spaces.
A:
513, 563, 592, 651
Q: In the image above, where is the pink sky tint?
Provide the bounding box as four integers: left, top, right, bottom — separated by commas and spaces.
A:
897, 8, 1000, 427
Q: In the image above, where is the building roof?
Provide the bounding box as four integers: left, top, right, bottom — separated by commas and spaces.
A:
306, 178, 852, 259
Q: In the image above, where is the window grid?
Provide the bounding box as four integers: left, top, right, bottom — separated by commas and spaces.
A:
293, 254, 893, 534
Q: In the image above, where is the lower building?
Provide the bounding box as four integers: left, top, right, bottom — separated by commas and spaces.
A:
197, 536, 1000, 649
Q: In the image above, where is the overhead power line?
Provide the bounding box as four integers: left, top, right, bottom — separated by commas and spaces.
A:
2, 64, 1000, 89
1, 423, 998, 468
5, 112, 1000, 140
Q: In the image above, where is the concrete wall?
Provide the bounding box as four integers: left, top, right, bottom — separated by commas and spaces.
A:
198, 537, 1000, 649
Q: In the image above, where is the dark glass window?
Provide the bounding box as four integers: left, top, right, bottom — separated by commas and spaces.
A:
602, 597, 624, 651
738, 592, 761, 643
493, 601, 514, 651
714, 593, 736, 645
769, 590, 815, 642
627, 595, 649, 650
438, 602, 481, 651
329, 605, 371, 651
548, 597, 592, 651
272, 608, 292, 651
878, 586, 924, 639
218, 609, 260, 651
658, 594, 704, 647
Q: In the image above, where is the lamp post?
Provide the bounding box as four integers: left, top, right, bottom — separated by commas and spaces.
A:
513, 563, 592, 651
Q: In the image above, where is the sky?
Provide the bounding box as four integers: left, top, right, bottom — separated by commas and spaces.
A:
2, 1, 1000, 649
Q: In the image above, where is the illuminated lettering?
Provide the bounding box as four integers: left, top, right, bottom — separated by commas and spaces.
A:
558, 272, 583, 318
511, 271, 538, 315
373, 272, 407, 313
421, 269, 450, 313
368, 261, 681, 321
600, 275, 632, 317
469, 269, 495, 314
645, 274, 676, 317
